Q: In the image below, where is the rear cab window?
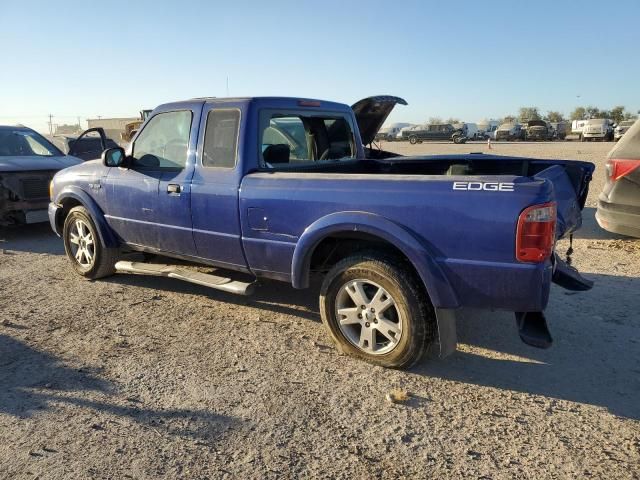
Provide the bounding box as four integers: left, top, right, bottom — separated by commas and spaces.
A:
258, 109, 357, 169
202, 109, 240, 168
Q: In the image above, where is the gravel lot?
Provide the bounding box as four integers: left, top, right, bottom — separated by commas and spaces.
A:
1, 141, 639, 479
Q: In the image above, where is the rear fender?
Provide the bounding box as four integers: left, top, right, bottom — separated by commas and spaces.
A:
291, 211, 459, 309
54, 186, 119, 248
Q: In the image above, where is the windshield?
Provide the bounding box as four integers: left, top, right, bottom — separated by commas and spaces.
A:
260, 110, 356, 169
620, 120, 636, 127
0, 128, 62, 157
586, 119, 607, 125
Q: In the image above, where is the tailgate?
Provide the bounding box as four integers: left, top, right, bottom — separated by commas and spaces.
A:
532, 159, 595, 292
532, 160, 595, 239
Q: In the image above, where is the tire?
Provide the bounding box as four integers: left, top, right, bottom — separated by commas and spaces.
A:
63, 206, 119, 279
580, 134, 585, 142
409, 135, 417, 145
319, 253, 436, 368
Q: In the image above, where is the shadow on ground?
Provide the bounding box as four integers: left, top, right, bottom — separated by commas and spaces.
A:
416, 272, 640, 420
0, 334, 237, 442
106, 264, 639, 419
106, 272, 321, 322
0, 223, 63, 255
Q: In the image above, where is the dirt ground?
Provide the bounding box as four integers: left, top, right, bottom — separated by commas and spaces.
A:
1, 141, 639, 479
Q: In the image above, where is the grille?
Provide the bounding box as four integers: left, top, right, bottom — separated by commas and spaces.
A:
21, 178, 50, 199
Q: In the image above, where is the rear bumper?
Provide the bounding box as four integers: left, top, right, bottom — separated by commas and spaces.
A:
596, 200, 640, 237
440, 259, 552, 312
48, 202, 63, 236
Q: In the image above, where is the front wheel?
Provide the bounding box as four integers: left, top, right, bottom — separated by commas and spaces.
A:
63, 206, 119, 279
409, 135, 418, 145
319, 253, 435, 368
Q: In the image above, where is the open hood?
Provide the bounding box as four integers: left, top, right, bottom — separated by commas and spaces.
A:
351, 96, 408, 145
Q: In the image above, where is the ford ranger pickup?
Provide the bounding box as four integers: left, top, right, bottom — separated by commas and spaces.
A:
48, 96, 595, 368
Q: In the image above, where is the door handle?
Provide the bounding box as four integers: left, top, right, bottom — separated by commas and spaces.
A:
167, 184, 181, 194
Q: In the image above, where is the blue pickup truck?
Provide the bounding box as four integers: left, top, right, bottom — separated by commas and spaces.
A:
49, 96, 595, 368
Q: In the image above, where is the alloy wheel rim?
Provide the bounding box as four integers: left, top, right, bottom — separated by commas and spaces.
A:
68, 219, 95, 268
335, 279, 403, 355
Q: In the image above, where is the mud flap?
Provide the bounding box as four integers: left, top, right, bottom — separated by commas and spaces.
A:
552, 253, 594, 291
427, 308, 458, 358
515, 311, 552, 349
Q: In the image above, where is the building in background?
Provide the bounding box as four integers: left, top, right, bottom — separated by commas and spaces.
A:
54, 124, 82, 135
86, 117, 138, 143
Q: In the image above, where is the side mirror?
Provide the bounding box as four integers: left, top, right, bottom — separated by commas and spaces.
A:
102, 147, 126, 167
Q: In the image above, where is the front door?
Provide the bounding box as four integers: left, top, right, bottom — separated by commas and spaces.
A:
105, 108, 200, 255
68, 127, 116, 161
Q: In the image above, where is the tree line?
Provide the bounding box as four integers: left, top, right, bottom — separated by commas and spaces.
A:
501, 106, 639, 125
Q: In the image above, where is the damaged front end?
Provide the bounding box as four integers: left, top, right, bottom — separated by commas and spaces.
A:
0, 171, 56, 225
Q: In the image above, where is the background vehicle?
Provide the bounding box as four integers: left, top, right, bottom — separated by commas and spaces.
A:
614, 119, 637, 141
550, 121, 568, 140
495, 122, 525, 141
375, 122, 412, 141
49, 95, 594, 368
49, 128, 119, 161
456, 123, 479, 140
571, 120, 588, 139
0, 125, 82, 225
476, 120, 500, 140
401, 123, 466, 144
525, 120, 553, 141
120, 109, 153, 143
582, 118, 614, 142
596, 119, 640, 237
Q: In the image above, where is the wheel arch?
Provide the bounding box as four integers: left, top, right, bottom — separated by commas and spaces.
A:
54, 187, 119, 248
291, 211, 459, 309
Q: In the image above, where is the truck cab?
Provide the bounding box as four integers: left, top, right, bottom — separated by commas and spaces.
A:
49, 96, 595, 368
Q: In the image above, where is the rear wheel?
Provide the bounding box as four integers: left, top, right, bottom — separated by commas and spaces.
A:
409, 135, 417, 145
319, 253, 435, 368
63, 206, 119, 279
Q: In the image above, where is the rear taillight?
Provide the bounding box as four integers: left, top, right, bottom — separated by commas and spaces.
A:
516, 202, 557, 263
606, 158, 640, 181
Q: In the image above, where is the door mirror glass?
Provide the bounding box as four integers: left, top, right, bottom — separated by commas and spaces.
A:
102, 147, 126, 167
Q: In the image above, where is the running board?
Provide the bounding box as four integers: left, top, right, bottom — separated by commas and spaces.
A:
115, 261, 255, 296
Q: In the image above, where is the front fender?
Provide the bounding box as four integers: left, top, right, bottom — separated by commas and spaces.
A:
54, 186, 119, 248
291, 211, 458, 309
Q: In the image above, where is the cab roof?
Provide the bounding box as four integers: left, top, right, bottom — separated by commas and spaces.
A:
157, 96, 352, 112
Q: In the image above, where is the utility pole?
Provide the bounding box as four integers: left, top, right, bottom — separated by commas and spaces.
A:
77, 116, 81, 131
48, 114, 53, 135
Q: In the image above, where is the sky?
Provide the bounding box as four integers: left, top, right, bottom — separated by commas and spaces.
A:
1, 0, 639, 132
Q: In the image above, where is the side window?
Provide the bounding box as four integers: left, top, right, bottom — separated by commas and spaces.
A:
202, 109, 240, 168
132, 110, 192, 169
